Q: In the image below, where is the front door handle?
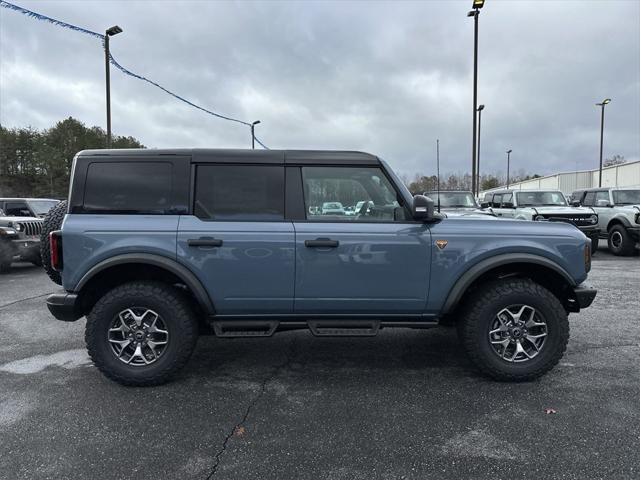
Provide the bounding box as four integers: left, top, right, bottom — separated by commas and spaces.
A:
305, 238, 339, 248
188, 237, 223, 247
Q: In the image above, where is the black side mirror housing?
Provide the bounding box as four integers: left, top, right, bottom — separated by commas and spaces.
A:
412, 195, 435, 221
480, 201, 490, 209
571, 200, 581, 207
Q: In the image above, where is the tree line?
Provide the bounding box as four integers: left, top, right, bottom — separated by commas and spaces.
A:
0, 117, 144, 198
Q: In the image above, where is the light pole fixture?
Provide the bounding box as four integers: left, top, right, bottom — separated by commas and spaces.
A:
251, 120, 261, 149
105, 25, 123, 148
596, 98, 611, 187
506, 149, 512, 189
467, 0, 485, 196
476, 104, 485, 194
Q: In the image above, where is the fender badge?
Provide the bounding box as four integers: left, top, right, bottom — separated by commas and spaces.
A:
435, 239, 448, 250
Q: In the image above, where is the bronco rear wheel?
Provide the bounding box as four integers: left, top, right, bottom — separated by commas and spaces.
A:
86, 281, 199, 386
40, 200, 67, 285
457, 278, 569, 381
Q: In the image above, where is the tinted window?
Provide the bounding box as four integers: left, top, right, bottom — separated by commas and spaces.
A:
194, 165, 284, 221
502, 193, 513, 206
83, 162, 172, 214
583, 192, 596, 206
4, 202, 32, 216
491, 194, 502, 208
301, 166, 407, 222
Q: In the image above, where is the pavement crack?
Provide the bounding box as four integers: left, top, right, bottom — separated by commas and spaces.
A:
0, 292, 55, 310
204, 338, 297, 479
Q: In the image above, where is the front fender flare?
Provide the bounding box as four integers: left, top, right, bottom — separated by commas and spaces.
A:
441, 253, 576, 314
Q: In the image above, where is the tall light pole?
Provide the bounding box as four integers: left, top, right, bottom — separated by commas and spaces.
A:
105, 25, 122, 148
506, 149, 512, 189
468, 0, 485, 197
251, 120, 261, 149
476, 104, 485, 194
596, 98, 611, 187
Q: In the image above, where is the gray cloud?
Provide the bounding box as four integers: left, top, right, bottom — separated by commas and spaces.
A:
1, 0, 638, 179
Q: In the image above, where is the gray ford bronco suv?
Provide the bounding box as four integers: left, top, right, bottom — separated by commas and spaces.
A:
570, 187, 640, 256
44, 149, 597, 386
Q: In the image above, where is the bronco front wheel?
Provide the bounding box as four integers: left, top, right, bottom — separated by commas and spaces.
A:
457, 278, 569, 381
85, 281, 198, 386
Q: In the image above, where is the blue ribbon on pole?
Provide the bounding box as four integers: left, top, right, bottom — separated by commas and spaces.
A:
0, 0, 269, 147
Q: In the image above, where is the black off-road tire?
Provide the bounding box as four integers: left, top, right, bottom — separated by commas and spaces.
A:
0, 240, 13, 273
590, 236, 599, 255
40, 200, 67, 285
607, 224, 635, 256
86, 281, 199, 386
457, 278, 569, 382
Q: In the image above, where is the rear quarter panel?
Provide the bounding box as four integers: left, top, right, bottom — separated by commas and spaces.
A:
61, 214, 180, 291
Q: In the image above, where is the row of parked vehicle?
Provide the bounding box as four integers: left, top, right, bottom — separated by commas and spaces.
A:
423, 187, 640, 256
0, 197, 60, 272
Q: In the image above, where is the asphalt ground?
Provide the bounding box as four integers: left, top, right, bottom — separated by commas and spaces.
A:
0, 247, 639, 480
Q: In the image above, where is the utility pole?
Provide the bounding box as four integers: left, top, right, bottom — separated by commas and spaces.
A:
467, 0, 485, 197
596, 98, 611, 187
251, 120, 261, 149
105, 25, 123, 148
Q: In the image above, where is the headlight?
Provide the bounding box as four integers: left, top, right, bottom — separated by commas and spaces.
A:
589, 214, 598, 224
14, 223, 22, 231
635, 213, 640, 225
533, 215, 546, 221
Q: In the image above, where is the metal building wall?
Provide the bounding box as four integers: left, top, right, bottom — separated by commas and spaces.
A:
481, 160, 640, 196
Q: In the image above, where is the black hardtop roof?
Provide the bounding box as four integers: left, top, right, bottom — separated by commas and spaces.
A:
76, 148, 380, 165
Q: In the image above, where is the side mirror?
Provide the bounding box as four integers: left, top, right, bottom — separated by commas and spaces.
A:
412, 195, 434, 221
571, 200, 581, 207
596, 199, 611, 207
480, 201, 490, 209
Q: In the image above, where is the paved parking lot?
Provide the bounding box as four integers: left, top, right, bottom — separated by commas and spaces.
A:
1, 248, 639, 480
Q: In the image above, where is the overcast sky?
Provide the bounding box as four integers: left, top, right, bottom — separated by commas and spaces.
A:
1, 0, 639, 178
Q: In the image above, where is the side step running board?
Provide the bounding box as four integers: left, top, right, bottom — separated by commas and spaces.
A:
213, 320, 279, 337
307, 320, 380, 337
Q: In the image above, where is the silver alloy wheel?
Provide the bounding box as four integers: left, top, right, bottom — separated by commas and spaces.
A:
488, 304, 548, 363
108, 308, 169, 366
611, 230, 623, 249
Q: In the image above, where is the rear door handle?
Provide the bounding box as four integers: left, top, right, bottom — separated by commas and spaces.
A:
305, 238, 339, 248
188, 237, 223, 247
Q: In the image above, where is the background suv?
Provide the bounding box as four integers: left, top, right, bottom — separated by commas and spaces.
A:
571, 187, 640, 256
482, 189, 600, 252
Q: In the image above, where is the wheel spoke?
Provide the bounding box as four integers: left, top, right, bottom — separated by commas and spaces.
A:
127, 344, 148, 365
514, 340, 531, 359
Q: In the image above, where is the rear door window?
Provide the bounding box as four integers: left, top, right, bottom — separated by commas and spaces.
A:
194, 165, 284, 221
83, 162, 173, 214
583, 192, 596, 206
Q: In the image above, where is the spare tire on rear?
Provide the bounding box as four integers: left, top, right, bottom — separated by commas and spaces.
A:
40, 200, 67, 285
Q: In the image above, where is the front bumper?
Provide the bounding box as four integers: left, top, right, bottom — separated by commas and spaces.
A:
46, 292, 82, 322
578, 226, 600, 238
567, 283, 597, 312
626, 226, 640, 241
10, 237, 40, 260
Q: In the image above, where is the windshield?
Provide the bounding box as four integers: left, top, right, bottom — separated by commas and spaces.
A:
28, 200, 60, 215
516, 191, 567, 207
425, 192, 478, 208
612, 190, 640, 205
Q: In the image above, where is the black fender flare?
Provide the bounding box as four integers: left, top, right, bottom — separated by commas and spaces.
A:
607, 215, 632, 231
75, 253, 215, 314
441, 253, 576, 314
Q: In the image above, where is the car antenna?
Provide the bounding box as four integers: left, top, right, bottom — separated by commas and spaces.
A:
436, 138, 441, 213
